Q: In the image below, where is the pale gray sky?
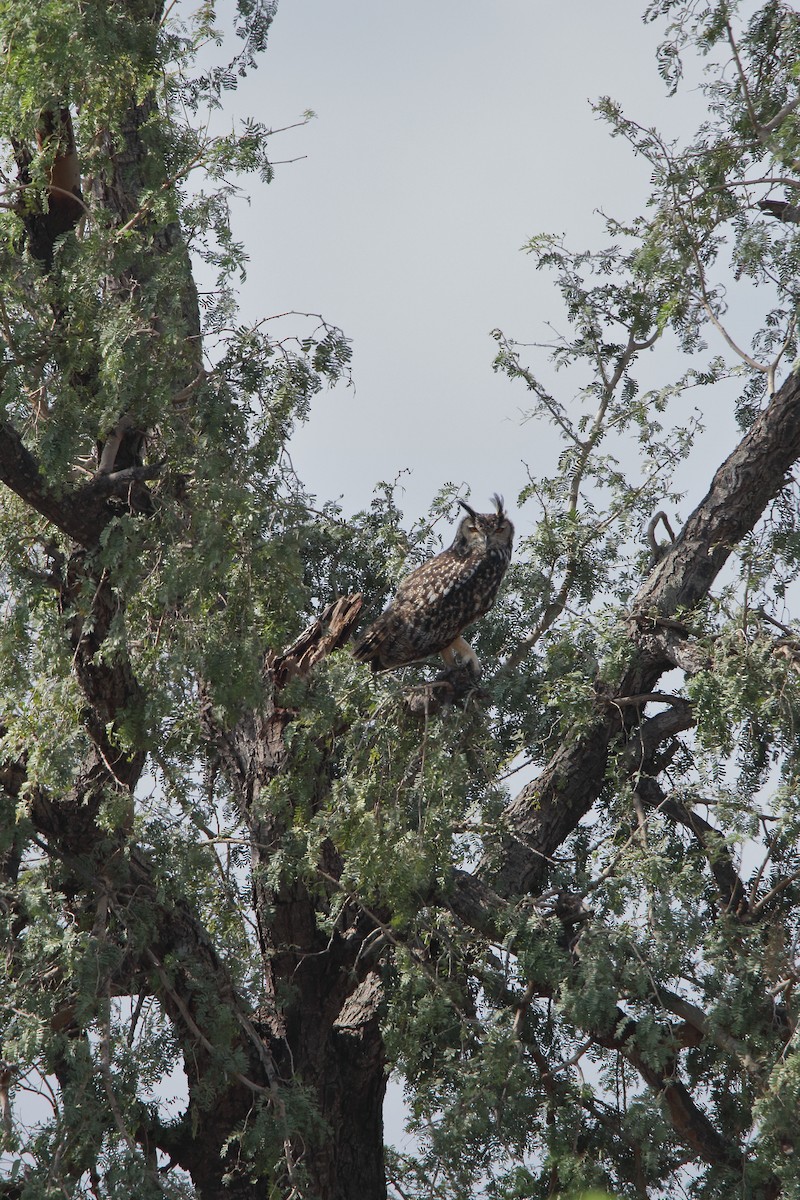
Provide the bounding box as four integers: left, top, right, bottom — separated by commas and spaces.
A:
204, 1, 714, 526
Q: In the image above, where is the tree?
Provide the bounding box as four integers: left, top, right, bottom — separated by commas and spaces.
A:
2, 0, 800, 1197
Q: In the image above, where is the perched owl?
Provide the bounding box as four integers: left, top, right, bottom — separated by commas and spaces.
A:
352, 494, 514, 674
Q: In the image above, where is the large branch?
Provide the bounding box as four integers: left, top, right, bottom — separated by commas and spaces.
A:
0, 421, 116, 547
595, 1009, 746, 1173
12, 105, 84, 269
205, 593, 372, 999
492, 366, 800, 897
0, 43, 232, 1194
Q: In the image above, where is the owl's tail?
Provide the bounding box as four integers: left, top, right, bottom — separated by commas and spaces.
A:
351, 614, 394, 672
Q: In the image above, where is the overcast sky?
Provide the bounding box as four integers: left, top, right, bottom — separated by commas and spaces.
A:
198, 0, 726, 534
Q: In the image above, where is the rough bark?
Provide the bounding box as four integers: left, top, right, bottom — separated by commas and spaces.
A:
490, 366, 800, 900
13, 105, 84, 268
203, 596, 389, 1200
0, 421, 120, 546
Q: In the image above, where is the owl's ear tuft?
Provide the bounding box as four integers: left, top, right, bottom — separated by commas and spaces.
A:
457, 498, 477, 521
491, 493, 505, 517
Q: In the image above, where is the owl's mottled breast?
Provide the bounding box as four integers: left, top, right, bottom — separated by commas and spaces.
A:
352, 494, 514, 673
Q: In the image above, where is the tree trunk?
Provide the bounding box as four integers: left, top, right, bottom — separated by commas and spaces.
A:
200, 598, 389, 1199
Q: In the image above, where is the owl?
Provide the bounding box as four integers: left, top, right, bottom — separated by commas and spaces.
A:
352, 494, 514, 674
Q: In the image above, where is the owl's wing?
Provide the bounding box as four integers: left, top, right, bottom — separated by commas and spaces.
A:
390, 549, 470, 604
352, 553, 451, 670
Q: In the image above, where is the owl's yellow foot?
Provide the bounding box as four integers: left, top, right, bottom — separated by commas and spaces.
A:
441, 636, 481, 676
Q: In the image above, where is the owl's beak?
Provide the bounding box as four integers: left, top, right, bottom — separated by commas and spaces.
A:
457, 499, 478, 521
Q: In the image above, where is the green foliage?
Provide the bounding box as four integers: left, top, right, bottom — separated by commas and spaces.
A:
4, 1, 800, 1198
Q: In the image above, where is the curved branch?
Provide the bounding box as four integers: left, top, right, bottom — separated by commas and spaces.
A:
0, 420, 113, 547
